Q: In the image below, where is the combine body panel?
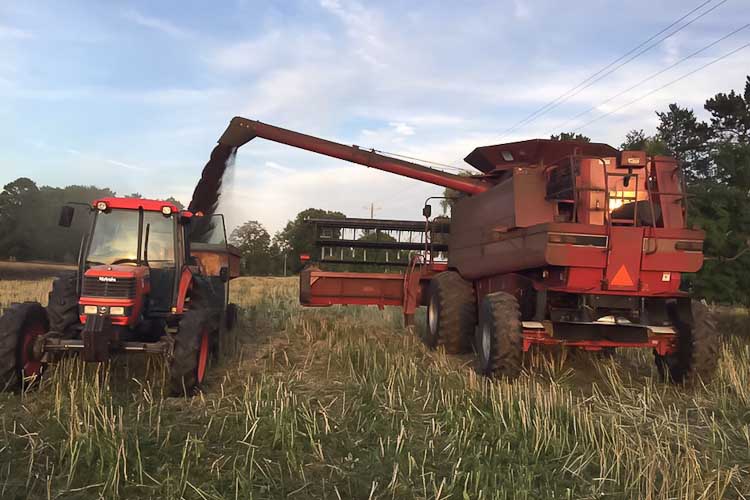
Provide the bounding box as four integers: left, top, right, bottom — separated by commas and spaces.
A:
213, 117, 717, 382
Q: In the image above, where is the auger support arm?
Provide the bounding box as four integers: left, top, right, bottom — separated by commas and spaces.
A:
218, 116, 491, 195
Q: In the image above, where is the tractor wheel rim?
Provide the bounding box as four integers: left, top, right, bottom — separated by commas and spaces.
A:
196, 330, 209, 384
428, 296, 437, 335
481, 322, 491, 364
22, 321, 45, 377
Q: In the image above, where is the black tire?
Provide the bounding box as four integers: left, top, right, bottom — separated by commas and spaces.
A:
475, 292, 523, 378
47, 271, 79, 335
169, 278, 220, 396
0, 302, 49, 390
225, 303, 238, 332
423, 271, 476, 354
655, 300, 718, 384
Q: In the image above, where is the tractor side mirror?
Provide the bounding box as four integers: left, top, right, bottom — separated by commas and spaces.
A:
59, 206, 75, 228
219, 266, 230, 283
422, 204, 432, 219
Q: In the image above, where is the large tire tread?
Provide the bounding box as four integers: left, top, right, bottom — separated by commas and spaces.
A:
477, 292, 523, 378
425, 271, 476, 354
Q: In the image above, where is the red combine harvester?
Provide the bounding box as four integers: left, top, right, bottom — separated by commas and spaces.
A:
217, 117, 715, 381
0, 197, 239, 394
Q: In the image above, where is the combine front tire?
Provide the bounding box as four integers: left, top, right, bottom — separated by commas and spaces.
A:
655, 300, 718, 384
475, 292, 523, 378
423, 271, 476, 354
0, 302, 48, 390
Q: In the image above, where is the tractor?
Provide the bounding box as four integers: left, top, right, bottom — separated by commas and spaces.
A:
214, 117, 717, 383
0, 197, 240, 395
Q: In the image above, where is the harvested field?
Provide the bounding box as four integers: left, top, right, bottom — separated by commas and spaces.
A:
0, 277, 748, 499
0, 260, 76, 280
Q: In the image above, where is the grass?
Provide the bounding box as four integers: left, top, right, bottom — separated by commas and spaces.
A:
0, 277, 749, 499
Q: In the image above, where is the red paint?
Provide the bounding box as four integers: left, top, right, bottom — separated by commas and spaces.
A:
21, 320, 45, 377
197, 330, 209, 383
605, 227, 643, 292
92, 197, 179, 212
522, 329, 675, 355
175, 267, 193, 314
80, 266, 149, 326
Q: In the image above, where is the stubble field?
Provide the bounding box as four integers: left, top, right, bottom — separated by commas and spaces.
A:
0, 277, 749, 499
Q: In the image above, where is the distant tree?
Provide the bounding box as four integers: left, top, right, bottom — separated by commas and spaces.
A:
656, 104, 712, 181
276, 208, 346, 273
163, 197, 185, 210
621, 129, 668, 155
126, 192, 143, 199
550, 132, 591, 142
229, 220, 273, 275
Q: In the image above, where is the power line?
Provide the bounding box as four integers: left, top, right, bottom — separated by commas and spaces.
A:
554, 22, 750, 131
572, 41, 750, 132
497, 0, 726, 140
373, 148, 469, 173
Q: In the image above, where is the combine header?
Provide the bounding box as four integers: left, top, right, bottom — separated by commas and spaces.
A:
217, 117, 715, 381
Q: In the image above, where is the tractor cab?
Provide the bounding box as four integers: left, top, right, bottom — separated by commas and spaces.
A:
58, 196, 239, 333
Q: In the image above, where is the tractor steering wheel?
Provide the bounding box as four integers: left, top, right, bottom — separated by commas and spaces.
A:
110, 258, 139, 266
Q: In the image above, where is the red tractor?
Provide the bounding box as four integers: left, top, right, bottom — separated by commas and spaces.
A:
216, 117, 717, 382
0, 197, 239, 395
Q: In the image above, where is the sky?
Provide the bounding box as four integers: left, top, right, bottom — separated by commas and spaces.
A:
1, 0, 749, 235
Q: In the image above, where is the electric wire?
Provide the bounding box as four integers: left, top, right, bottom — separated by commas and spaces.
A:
554, 22, 750, 131
497, 0, 726, 140
571, 41, 750, 132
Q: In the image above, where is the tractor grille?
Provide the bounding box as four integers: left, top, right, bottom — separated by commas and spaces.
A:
82, 277, 137, 299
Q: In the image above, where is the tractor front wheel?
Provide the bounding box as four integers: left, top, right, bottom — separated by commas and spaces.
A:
0, 302, 49, 390
423, 271, 476, 354
655, 300, 718, 384
475, 292, 523, 378
169, 309, 215, 396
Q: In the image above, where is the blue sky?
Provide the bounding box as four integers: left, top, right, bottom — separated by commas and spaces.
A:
1, 0, 749, 234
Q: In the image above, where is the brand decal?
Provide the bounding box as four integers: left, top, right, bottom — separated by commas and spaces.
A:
98, 276, 117, 283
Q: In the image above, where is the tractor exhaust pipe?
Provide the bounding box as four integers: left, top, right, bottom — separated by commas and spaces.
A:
218, 117, 491, 195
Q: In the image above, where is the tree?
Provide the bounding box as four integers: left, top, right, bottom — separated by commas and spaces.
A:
275, 208, 346, 274
550, 132, 591, 142
229, 220, 273, 275
656, 104, 712, 181
621, 129, 668, 155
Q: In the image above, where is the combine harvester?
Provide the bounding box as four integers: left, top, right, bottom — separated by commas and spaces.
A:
217, 117, 716, 381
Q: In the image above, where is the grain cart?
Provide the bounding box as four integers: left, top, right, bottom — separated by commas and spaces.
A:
0, 197, 240, 394
217, 117, 716, 382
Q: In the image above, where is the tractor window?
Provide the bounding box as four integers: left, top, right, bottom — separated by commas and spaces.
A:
142, 212, 175, 267
87, 209, 140, 266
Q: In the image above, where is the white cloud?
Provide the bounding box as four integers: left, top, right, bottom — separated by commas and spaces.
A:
121, 9, 189, 38
0, 25, 32, 39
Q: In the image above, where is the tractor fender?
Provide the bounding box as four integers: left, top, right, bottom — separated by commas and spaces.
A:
175, 267, 195, 314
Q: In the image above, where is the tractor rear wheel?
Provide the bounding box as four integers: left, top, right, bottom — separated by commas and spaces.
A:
422, 271, 476, 354
475, 292, 523, 378
655, 300, 718, 383
47, 272, 79, 336
0, 302, 49, 390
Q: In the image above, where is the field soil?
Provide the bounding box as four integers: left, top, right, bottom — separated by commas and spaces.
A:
0, 277, 748, 499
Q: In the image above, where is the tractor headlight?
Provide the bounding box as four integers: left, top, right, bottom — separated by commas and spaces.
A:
161, 206, 173, 216
96, 201, 108, 211
109, 306, 126, 316
83, 305, 98, 315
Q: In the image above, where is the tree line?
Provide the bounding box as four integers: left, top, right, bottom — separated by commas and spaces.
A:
1, 76, 748, 303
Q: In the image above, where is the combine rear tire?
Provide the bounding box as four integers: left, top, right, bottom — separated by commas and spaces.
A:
47, 272, 79, 335
655, 300, 718, 383
0, 302, 48, 390
423, 271, 476, 354
475, 292, 523, 378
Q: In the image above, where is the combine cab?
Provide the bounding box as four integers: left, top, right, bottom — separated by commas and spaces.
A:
0, 197, 240, 395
